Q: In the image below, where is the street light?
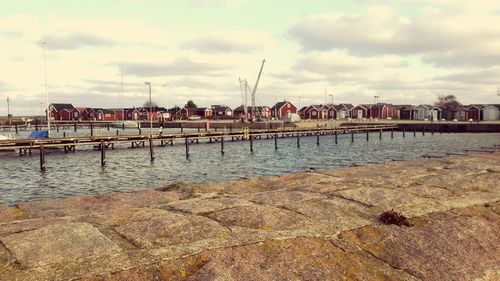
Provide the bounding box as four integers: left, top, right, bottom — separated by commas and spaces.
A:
329, 94, 334, 120
144, 82, 152, 136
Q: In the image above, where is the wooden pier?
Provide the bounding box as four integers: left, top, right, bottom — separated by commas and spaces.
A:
0, 124, 398, 170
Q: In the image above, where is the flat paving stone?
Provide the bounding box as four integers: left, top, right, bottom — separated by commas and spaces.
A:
284, 197, 376, 232
242, 190, 327, 206
165, 196, 253, 214
207, 204, 319, 231
340, 206, 500, 281
112, 208, 229, 249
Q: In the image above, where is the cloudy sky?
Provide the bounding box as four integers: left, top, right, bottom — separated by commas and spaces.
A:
1, 0, 499, 115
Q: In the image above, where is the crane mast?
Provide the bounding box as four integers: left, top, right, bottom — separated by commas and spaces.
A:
250, 59, 265, 121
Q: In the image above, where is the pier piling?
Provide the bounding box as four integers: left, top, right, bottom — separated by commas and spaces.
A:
414, 129, 416, 137
423, 126, 425, 136
39, 145, 45, 171
221, 137, 224, 155
100, 141, 105, 166
403, 128, 405, 138
149, 137, 154, 162
316, 132, 320, 145
351, 132, 354, 142
90, 123, 94, 136
391, 129, 394, 139
379, 129, 382, 140
74, 123, 77, 132
15, 124, 18, 134
250, 136, 253, 152
335, 131, 338, 144
185, 138, 189, 158
274, 134, 278, 150
366, 131, 369, 141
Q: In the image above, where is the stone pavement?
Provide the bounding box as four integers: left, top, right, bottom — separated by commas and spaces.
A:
0, 152, 499, 280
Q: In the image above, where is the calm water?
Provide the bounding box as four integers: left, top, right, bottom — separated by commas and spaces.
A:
0, 131, 499, 206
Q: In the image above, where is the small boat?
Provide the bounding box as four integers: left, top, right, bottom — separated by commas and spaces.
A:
111, 120, 140, 129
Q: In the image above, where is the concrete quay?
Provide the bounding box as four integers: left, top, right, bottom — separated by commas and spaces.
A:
1, 152, 499, 280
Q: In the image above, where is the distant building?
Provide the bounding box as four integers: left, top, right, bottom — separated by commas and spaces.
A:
233, 106, 271, 120
351, 105, 369, 119
482, 104, 500, 121
210, 105, 233, 119
271, 101, 297, 120
49, 103, 75, 121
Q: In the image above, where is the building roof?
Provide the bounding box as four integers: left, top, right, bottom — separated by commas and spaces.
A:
50, 103, 74, 112
339, 103, 354, 110
271, 101, 293, 110
211, 105, 232, 111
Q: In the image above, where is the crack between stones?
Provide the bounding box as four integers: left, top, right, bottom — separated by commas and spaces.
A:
330, 193, 374, 208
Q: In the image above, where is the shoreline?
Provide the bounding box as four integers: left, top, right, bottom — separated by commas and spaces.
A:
1, 152, 499, 280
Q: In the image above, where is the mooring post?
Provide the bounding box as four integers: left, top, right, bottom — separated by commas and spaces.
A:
316, 131, 320, 146
39, 145, 46, 171
149, 137, 155, 162
422, 126, 425, 136
274, 134, 278, 150
366, 131, 369, 141
335, 131, 338, 144
116, 130, 119, 136
122, 123, 125, 130
15, 124, 18, 134
403, 128, 406, 138
74, 123, 77, 132
185, 138, 189, 158
351, 131, 354, 142
90, 123, 94, 136
100, 141, 105, 166
297, 134, 300, 148
391, 128, 394, 139
379, 129, 382, 140
413, 129, 416, 137
221, 137, 224, 155
250, 136, 253, 152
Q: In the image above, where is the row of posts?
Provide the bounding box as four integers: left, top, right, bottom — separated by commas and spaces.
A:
38, 126, 445, 170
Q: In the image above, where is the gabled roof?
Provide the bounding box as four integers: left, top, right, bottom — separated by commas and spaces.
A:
353, 104, 369, 110
50, 103, 74, 112
416, 104, 433, 109
271, 101, 294, 110
211, 105, 232, 111
309, 104, 327, 111
234, 105, 269, 113
298, 106, 309, 113
339, 103, 354, 110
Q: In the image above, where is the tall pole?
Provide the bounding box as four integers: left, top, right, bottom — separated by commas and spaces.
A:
121, 65, 124, 121
7, 97, 11, 125
145, 82, 152, 136
42, 42, 50, 137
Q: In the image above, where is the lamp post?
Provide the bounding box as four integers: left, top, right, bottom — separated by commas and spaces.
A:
144, 82, 152, 136
329, 94, 334, 120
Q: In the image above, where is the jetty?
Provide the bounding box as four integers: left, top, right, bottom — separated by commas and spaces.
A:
0, 152, 498, 280
0, 124, 398, 170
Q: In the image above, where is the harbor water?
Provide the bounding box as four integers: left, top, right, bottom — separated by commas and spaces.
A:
0, 131, 499, 206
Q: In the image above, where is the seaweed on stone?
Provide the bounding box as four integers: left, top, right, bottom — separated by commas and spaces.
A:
379, 209, 412, 227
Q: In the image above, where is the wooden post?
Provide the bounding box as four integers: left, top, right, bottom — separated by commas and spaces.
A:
63, 132, 66, 138
403, 128, 406, 138
274, 134, 278, 150
297, 134, 300, 148
90, 123, 94, 136
149, 137, 154, 162
413, 129, 416, 137
379, 129, 382, 140
422, 126, 425, 136
316, 131, 320, 146
139, 128, 142, 135
250, 136, 253, 152
185, 138, 189, 158
74, 123, 77, 132
116, 130, 119, 136
107, 123, 110, 131
351, 131, 354, 142
56, 124, 59, 132
39, 145, 45, 171
335, 131, 338, 144
366, 131, 369, 141
100, 141, 105, 166
122, 123, 125, 130
15, 124, 18, 134
391, 129, 394, 139
221, 137, 224, 155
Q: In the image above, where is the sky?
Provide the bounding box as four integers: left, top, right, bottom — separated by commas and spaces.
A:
1, 0, 499, 116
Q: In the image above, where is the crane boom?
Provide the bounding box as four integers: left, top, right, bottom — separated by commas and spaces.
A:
250, 59, 265, 120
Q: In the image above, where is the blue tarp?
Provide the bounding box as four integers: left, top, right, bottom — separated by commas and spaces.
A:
28, 130, 49, 139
